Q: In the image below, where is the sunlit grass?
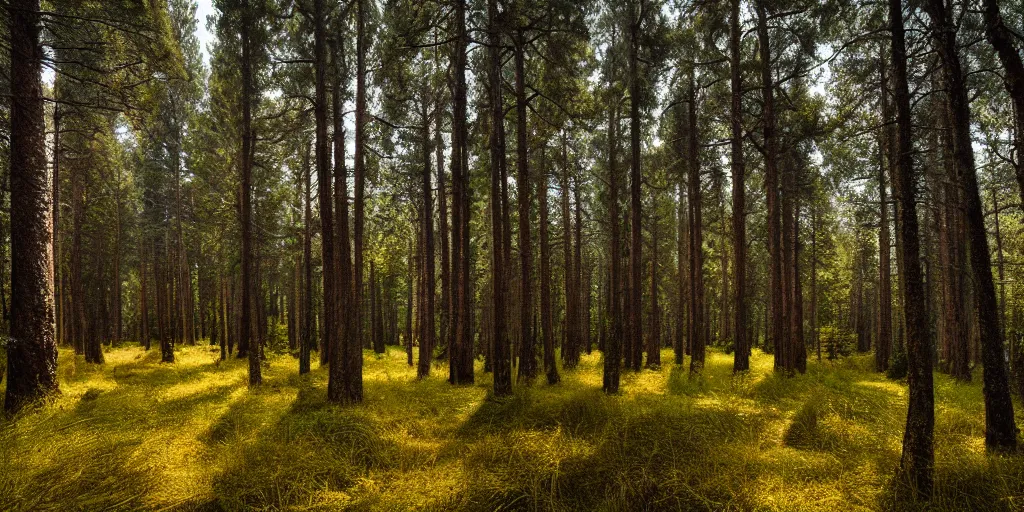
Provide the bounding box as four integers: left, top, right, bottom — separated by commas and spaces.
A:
1, 343, 1023, 510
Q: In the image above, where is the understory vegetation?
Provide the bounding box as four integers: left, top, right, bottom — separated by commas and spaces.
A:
2, 346, 1022, 511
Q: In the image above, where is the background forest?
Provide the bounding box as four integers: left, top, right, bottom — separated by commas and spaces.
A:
2, 0, 1024, 509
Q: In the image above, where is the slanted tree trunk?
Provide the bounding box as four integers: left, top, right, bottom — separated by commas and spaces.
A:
924, 0, 1017, 452
981, 0, 1024, 214
891, 0, 935, 496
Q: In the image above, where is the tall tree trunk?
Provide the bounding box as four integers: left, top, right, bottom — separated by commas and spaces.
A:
514, 22, 536, 382
539, 147, 559, 385
757, 0, 784, 372
647, 218, 660, 367
676, 180, 686, 366
560, 134, 579, 370
301, 140, 313, 374
488, 0, 512, 396
627, 0, 644, 374
811, 203, 819, 361
686, 73, 705, 375
573, 175, 585, 361
407, 238, 415, 366
141, 244, 150, 350
437, 97, 451, 361
733, 0, 749, 368
52, 106, 61, 347
240, 0, 260, 387
449, 0, 474, 385
924, 0, 1017, 452
332, 48, 355, 385
5, 0, 58, 412
792, 197, 806, 373
603, 91, 621, 393
418, 111, 436, 378
877, 55, 893, 373
891, 0, 935, 496
992, 189, 1008, 385
348, 0, 367, 402
314, 0, 336, 381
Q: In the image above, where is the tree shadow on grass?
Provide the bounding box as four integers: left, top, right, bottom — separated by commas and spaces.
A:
204, 369, 405, 510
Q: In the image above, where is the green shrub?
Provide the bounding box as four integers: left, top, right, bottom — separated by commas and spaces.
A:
820, 326, 856, 359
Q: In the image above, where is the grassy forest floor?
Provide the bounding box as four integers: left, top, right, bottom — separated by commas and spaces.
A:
2, 345, 1024, 511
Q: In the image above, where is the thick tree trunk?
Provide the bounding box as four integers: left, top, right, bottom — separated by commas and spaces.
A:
891, 0, 935, 496
5, 0, 58, 412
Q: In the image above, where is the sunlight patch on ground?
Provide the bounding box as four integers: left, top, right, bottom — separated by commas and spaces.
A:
2, 345, 1023, 510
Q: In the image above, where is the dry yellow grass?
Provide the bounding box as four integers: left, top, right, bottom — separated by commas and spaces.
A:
1, 344, 1022, 511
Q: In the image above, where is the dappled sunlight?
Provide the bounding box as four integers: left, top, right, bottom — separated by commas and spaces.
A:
3, 344, 1024, 510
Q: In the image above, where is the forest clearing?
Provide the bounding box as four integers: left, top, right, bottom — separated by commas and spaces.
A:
2, 345, 1022, 511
